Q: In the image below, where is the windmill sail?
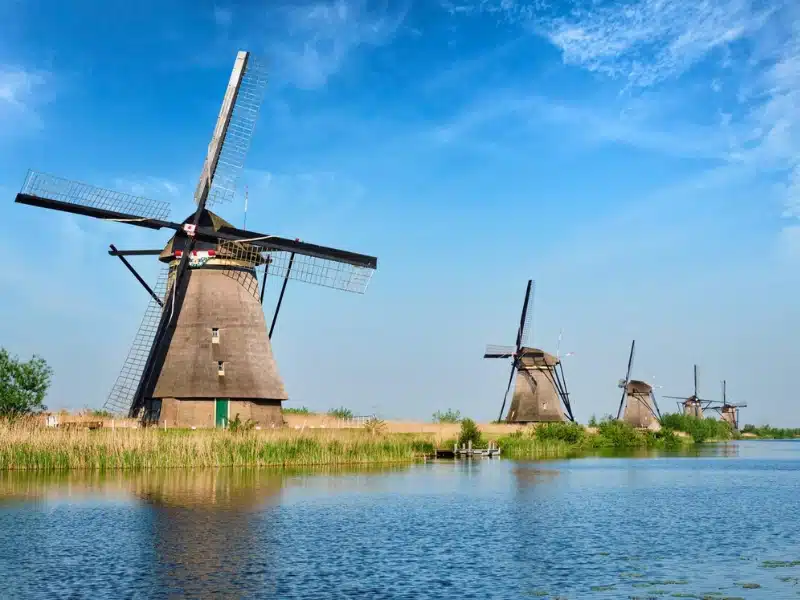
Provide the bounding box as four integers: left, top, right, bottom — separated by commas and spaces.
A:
196, 52, 269, 209
18, 170, 171, 223
102, 267, 169, 415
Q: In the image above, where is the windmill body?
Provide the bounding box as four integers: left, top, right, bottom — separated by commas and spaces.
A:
13, 51, 377, 428
683, 398, 703, 419
484, 280, 574, 423
622, 380, 659, 429
616, 341, 661, 429
149, 212, 288, 427
505, 348, 567, 422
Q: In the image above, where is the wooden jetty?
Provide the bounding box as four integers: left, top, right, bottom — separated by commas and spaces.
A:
435, 440, 502, 459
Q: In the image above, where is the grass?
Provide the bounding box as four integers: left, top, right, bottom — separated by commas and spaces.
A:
0, 419, 435, 471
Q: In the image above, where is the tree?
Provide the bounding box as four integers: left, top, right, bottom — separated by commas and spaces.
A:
0, 348, 53, 417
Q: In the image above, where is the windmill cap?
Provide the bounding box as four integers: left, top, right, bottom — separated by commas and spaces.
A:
626, 380, 653, 393
159, 208, 236, 261
517, 347, 559, 366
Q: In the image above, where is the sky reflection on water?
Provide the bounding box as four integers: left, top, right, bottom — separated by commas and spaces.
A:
1, 442, 800, 599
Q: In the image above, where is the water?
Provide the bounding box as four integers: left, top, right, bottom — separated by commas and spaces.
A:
2, 441, 800, 599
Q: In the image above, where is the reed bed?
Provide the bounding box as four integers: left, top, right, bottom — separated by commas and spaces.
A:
0, 420, 436, 471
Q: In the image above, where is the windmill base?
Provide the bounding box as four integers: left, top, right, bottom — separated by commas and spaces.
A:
152, 398, 283, 429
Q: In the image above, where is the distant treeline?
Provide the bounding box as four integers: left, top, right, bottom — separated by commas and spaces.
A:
740, 424, 800, 439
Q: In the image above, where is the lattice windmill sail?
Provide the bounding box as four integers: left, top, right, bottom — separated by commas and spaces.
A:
483, 280, 575, 424
13, 50, 378, 428
615, 340, 661, 429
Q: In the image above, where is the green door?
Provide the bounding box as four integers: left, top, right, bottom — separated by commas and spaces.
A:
215, 399, 229, 428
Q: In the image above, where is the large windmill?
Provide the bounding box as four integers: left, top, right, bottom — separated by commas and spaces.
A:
663, 365, 713, 418
483, 280, 575, 423
706, 380, 747, 431
615, 340, 661, 429
13, 51, 378, 428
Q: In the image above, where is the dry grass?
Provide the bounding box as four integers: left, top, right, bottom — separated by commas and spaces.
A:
0, 419, 436, 471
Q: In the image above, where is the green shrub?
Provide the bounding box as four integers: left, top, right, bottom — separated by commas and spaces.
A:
432, 409, 462, 424
328, 407, 353, 420
228, 413, 256, 433
283, 406, 311, 415
660, 413, 732, 442
593, 419, 649, 448
457, 418, 484, 447
534, 422, 586, 444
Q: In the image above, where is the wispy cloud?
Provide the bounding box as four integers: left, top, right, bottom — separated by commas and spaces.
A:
0, 65, 48, 133
442, 0, 800, 239
540, 0, 773, 89
268, 0, 410, 89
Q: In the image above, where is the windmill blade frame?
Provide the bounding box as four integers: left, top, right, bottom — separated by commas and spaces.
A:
196, 51, 269, 209
497, 361, 517, 422
17, 171, 172, 225
484, 344, 517, 359
103, 267, 169, 415
616, 340, 635, 420
519, 280, 535, 347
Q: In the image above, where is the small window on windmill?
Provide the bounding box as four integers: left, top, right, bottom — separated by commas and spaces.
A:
217, 361, 225, 377
211, 328, 220, 344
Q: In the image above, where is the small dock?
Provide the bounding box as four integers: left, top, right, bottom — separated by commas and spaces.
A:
435, 440, 502, 459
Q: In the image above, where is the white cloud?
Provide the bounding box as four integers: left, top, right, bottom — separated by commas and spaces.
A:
0, 66, 48, 132
444, 0, 800, 236
268, 0, 409, 89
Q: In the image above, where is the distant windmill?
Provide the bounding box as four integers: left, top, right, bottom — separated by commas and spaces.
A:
615, 340, 661, 428
663, 365, 713, 418
13, 50, 378, 429
483, 280, 575, 423
706, 380, 747, 430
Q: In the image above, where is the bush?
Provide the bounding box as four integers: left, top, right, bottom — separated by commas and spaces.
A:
0, 348, 52, 418
457, 418, 484, 447
593, 419, 649, 448
328, 407, 353, 420
363, 417, 386, 435
283, 406, 311, 415
432, 409, 462, 424
534, 422, 586, 444
660, 413, 732, 442
228, 413, 256, 433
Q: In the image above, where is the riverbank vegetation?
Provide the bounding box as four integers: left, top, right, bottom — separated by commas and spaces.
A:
740, 424, 800, 439
495, 419, 691, 459
0, 419, 436, 471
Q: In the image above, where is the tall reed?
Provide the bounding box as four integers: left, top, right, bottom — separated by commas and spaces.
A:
0, 420, 436, 471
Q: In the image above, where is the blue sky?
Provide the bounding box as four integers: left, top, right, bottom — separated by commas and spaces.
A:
1, 0, 798, 425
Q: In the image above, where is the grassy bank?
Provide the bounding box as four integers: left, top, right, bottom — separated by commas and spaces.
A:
495, 420, 694, 459
740, 424, 800, 439
0, 420, 436, 471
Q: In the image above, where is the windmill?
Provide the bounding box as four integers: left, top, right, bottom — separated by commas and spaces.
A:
706, 380, 747, 431
13, 50, 378, 428
663, 365, 713, 418
615, 340, 661, 429
483, 280, 575, 423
